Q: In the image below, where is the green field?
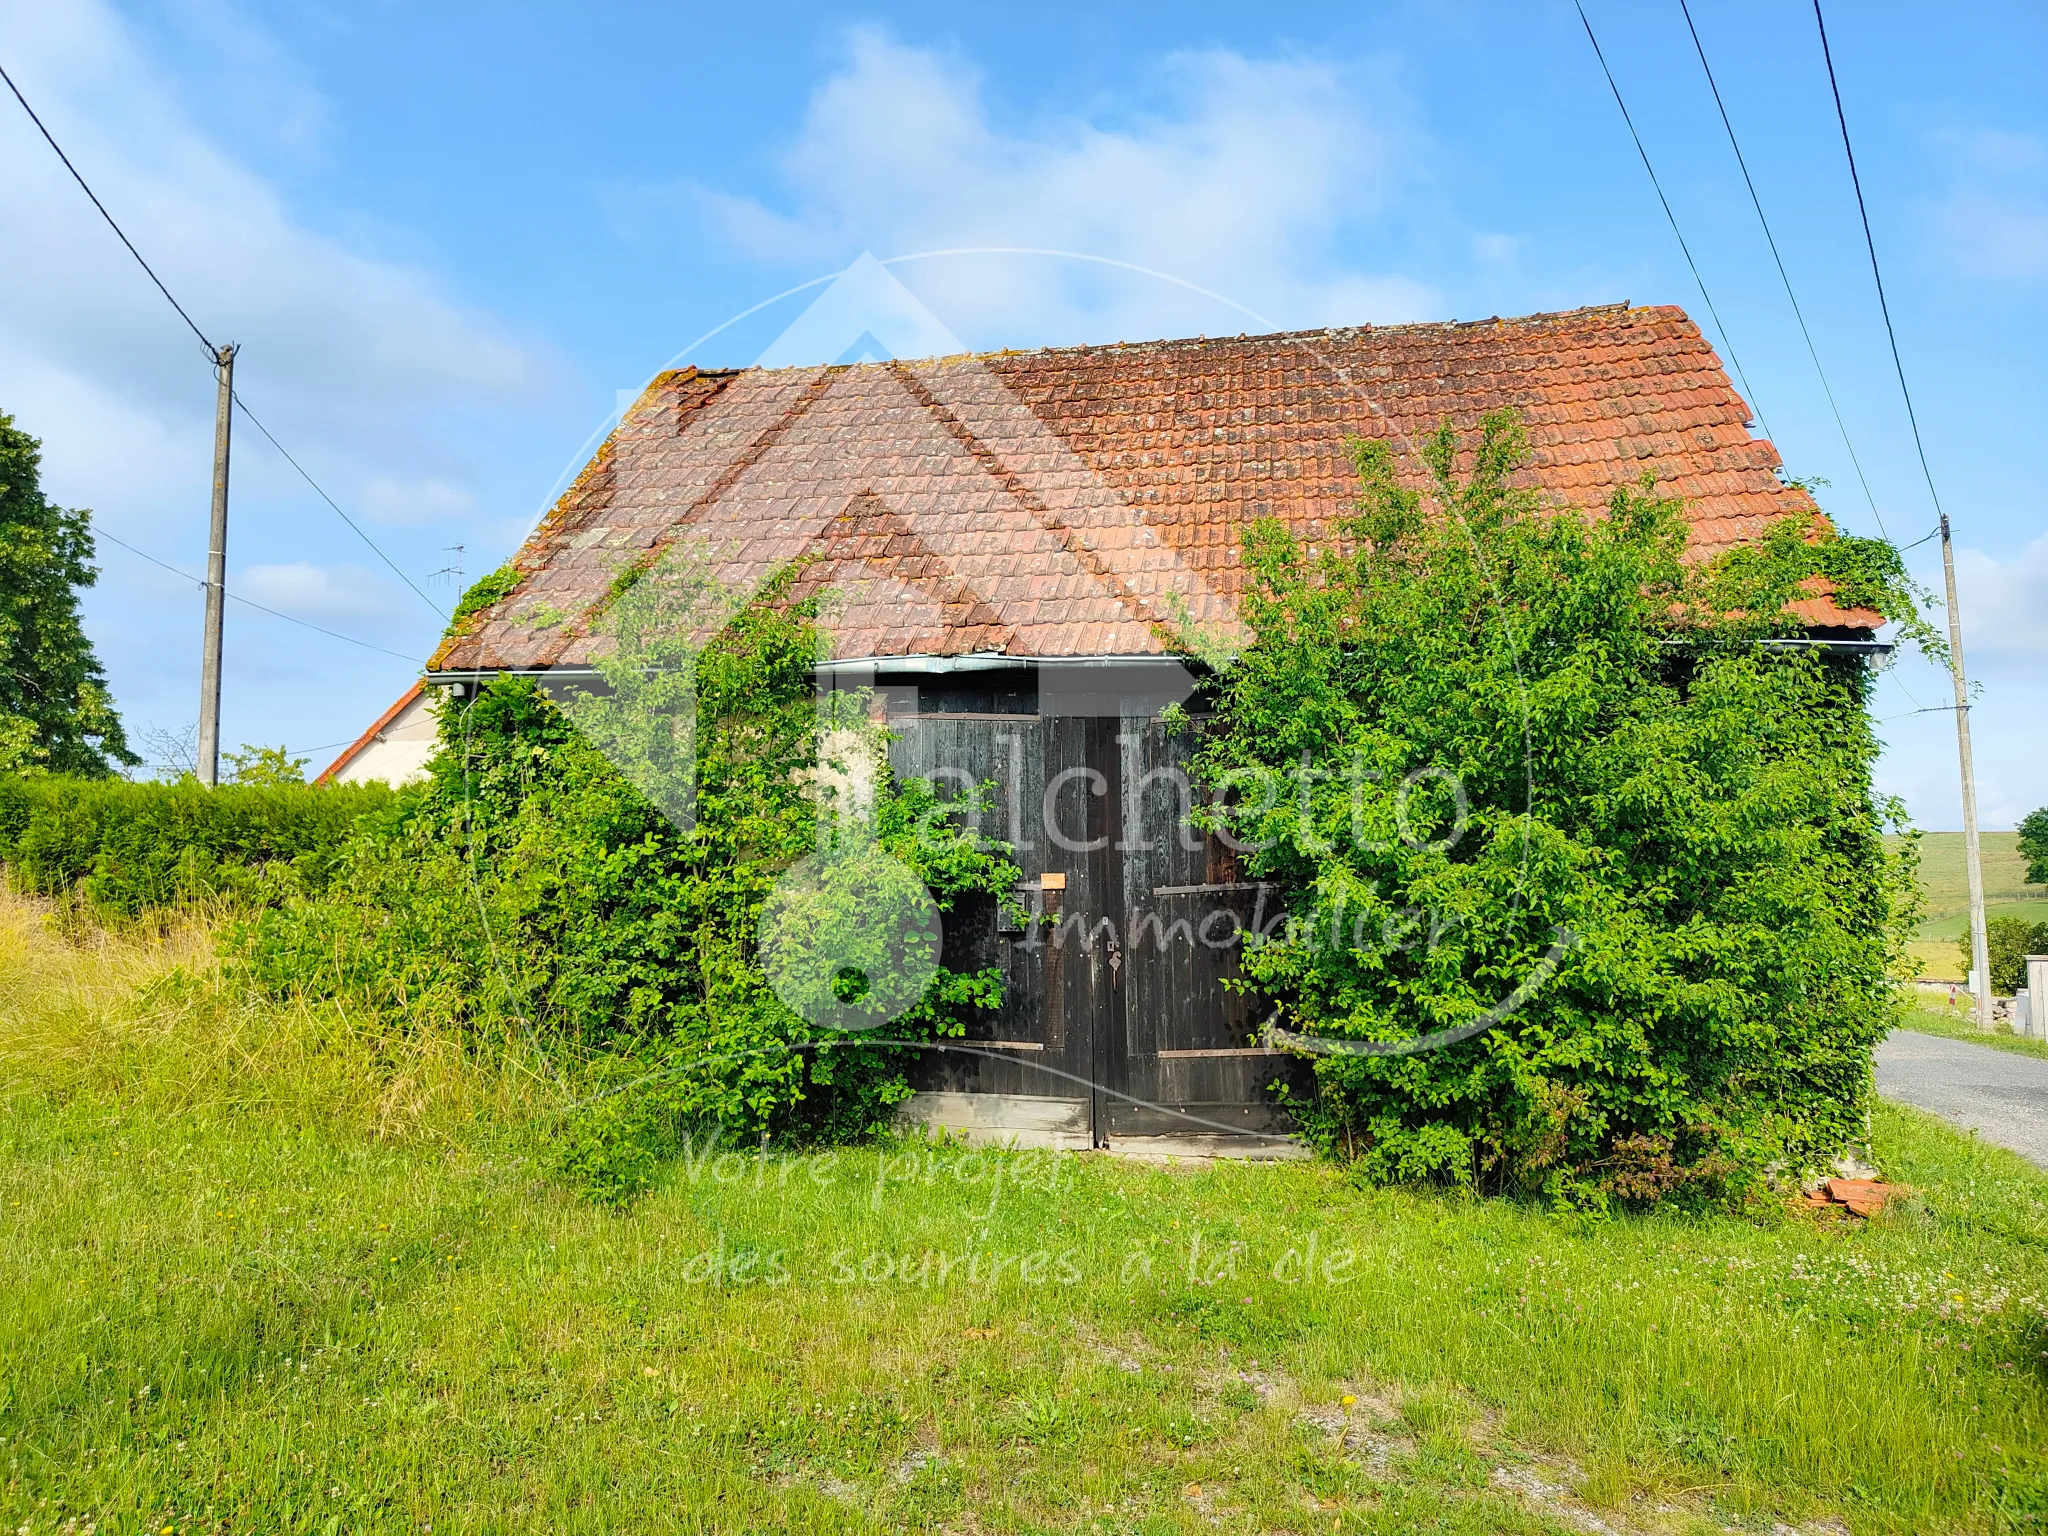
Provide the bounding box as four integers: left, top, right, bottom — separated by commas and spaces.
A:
1920, 898, 2048, 942
1905, 830, 2046, 922
1891, 831, 2046, 979
3, 891, 2046, 1534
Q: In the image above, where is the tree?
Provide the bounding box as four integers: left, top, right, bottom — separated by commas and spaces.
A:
223, 744, 309, 786
2019, 807, 2048, 888
0, 413, 136, 777
1957, 915, 2048, 994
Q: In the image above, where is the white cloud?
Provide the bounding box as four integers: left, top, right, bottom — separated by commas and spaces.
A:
610, 29, 1439, 346
1953, 531, 2048, 670
236, 561, 404, 626
1940, 192, 2048, 280
0, 0, 568, 763
1472, 232, 1521, 266
1881, 532, 2048, 829
0, 0, 557, 533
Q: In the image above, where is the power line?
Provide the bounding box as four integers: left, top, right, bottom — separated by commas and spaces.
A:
1811, 0, 1945, 523
96, 528, 426, 665
231, 392, 448, 619
0, 59, 446, 628
1676, 0, 1888, 542
1573, 0, 1772, 444
0, 59, 214, 360
1816, 0, 1984, 1022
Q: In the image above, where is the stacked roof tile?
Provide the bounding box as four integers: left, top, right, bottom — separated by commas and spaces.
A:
430, 302, 1878, 675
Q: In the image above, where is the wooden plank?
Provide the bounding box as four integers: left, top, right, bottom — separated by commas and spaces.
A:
1106, 1100, 1298, 1137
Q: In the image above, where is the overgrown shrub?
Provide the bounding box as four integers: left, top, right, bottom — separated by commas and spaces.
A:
1959, 916, 2048, 995
1190, 410, 1920, 1206
230, 589, 1018, 1198
0, 775, 390, 917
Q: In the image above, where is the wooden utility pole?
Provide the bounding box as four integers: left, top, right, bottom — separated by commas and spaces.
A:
197, 342, 237, 787
1939, 513, 1992, 1028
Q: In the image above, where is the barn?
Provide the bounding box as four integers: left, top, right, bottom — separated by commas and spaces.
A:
416, 303, 1882, 1154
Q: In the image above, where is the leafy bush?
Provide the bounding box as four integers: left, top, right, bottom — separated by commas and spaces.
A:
1959, 916, 2048, 995
1190, 411, 1918, 1205
0, 774, 390, 917
230, 589, 1018, 1199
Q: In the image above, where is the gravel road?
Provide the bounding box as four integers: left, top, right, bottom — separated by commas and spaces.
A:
1876, 1030, 2048, 1170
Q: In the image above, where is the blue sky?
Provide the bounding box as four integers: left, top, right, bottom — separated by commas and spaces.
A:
0, 0, 2042, 827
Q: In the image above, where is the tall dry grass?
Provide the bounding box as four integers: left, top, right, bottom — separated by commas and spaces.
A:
0, 883, 553, 1140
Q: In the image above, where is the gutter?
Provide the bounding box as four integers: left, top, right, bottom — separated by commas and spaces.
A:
426, 653, 1198, 695
431, 635, 1890, 696
1660, 636, 1893, 657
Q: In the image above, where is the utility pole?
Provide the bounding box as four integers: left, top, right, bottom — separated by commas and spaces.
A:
1940, 513, 1992, 1028
197, 341, 237, 787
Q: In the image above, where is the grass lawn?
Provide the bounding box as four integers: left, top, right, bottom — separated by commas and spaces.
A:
3, 894, 2046, 1535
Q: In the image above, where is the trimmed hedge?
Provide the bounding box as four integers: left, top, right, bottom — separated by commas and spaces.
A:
0, 775, 392, 916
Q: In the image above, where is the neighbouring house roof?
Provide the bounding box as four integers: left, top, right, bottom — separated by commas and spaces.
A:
316, 679, 434, 787
429, 302, 1879, 677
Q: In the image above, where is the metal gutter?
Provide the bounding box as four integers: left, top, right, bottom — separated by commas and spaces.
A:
425, 653, 1196, 694
430, 637, 1890, 698
1659, 636, 1893, 657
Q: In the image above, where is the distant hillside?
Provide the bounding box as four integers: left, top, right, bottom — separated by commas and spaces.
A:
1902, 831, 2044, 920
1888, 830, 2047, 980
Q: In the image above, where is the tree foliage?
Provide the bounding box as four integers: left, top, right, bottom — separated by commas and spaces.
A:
1190, 410, 1918, 1205
1960, 916, 2048, 995
0, 414, 135, 777
442, 562, 521, 640
223, 744, 310, 786
2019, 807, 2048, 888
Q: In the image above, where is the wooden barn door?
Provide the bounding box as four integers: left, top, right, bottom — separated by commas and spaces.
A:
890, 706, 1306, 1147
889, 712, 1106, 1148
1108, 716, 1307, 1141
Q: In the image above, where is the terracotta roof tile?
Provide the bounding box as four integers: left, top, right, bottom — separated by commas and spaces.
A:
429, 303, 1879, 674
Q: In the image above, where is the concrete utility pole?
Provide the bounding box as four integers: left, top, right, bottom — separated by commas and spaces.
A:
1939, 513, 1992, 1028
196, 341, 237, 787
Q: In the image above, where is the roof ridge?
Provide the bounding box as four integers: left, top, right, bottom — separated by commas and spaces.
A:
733, 301, 1657, 377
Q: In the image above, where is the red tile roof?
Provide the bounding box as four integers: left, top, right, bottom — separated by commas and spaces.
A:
430, 303, 1878, 675
314, 678, 423, 785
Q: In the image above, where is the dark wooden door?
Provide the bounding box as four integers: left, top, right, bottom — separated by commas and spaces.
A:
890, 706, 1306, 1146
890, 712, 1102, 1145
1109, 715, 1308, 1138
